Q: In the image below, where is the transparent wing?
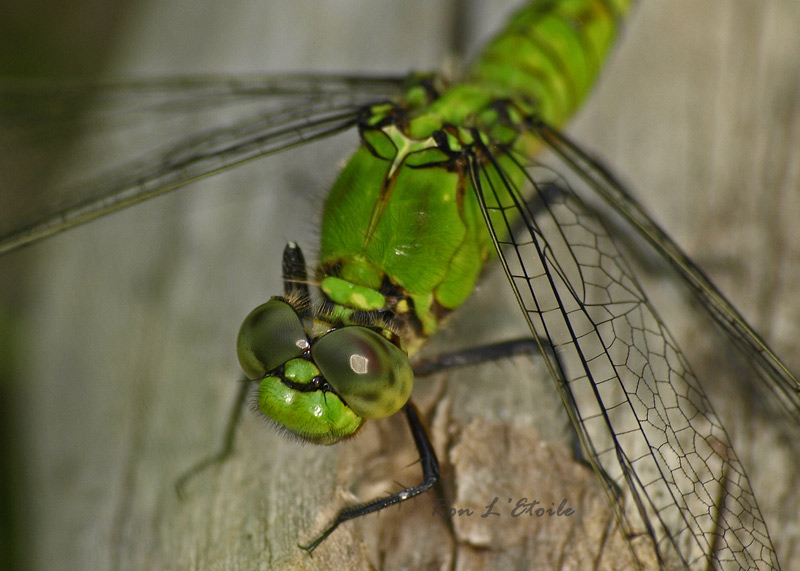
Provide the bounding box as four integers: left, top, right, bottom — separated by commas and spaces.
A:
468, 132, 780, 569
0, 73, 411, 254
538, 124, 800, 422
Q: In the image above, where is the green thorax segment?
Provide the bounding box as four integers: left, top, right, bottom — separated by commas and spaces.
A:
317, 0, 634, 349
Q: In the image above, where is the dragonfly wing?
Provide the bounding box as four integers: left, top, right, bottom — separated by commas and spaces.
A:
0, 73, 410, 255
538, 124, 800, 420
468, 137, 780, 569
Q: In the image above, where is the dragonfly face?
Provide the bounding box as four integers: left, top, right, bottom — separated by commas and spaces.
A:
237, 297, 414, 444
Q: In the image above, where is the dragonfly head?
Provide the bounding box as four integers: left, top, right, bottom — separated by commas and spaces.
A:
236, 298, 414, 444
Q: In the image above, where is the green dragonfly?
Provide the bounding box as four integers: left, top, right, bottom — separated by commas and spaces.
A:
2, 0, 798, 569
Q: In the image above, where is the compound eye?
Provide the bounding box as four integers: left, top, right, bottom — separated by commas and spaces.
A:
312, 327, 413, 419
237, 299, 309, 379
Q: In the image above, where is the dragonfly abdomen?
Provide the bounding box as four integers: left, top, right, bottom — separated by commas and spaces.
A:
465, 0, 633, 128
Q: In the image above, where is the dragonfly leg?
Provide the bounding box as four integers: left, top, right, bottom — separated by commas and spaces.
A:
413, 338, 584, 457
175, 244, 308, 498
282, 242, 312, 311
412, 337, 543, 376
412, 337, 623, 498
174, 377, 252, 499
299, 400, 439, 553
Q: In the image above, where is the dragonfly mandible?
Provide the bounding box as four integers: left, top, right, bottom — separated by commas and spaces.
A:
1, 0, 800, 568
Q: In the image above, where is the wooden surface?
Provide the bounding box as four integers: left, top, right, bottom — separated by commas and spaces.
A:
2, 1, 799, 569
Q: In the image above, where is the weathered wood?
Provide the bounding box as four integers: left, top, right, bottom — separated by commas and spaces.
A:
2, 1, 798, 569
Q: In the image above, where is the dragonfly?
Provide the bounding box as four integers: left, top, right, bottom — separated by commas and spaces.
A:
2, 0, 798, 569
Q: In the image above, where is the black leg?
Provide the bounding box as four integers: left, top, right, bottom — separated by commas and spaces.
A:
282, 242, 311, 313
412, 336, 583, 457
175, 378, 251, 499
174, 242, 309, 494
299, 400, 440, 553
412, 335, 623, 499
412, 337, 542, 376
